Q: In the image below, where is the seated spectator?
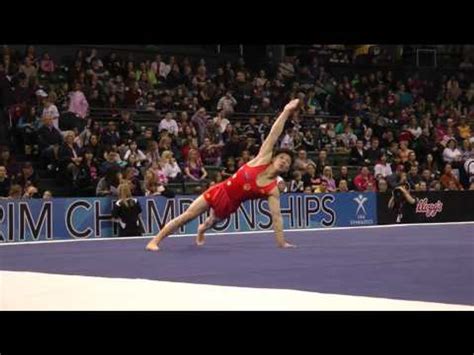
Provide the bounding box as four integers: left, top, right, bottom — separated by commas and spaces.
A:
213, 109, 230, 135
68, 82, 89, 119
210, 171, 224, 186
353, 166, 376, 192
15, 162, 40, 192
0, 165, 11, 197
366, 137, 382, 165
43, 190, 53, 199
350, 140, 370, 166
101, 121, 121, 147
337, 179, 350, 192
7, 184, 23, 199
199, 137, 222, 166
457, 118, 471, 140
23, 185, 40, 199
42, 96, 60, 130
289, 171, 305, 193
374, 153, 393, 179
321, 166, 337, 192
336, 166, 354, 191
118, 111, 139, 142
420, 169, 434, 186
420, 153, 440, 178
145, 140, 160, 166
17, 105, 41, 157
184, 148, 208, 182
316, 150, 329, 176
302, 163, 320, 190
217, 91, 237, 116
338, 126, 358, 151
440, 163, 463, 190
0, 147, 19, 178
37, 116, 63, 169
407, 165, 421, 190
96, 168, 121, 197
99, 151, 121, 176
75, 149, 99, 195
136, 128, 155, 152
442, 138, 462, 164
159, 112, 179, 137
377, 178, 389, 193
58, 131, 82, 183
122, 166, 142, 196
39, 52, 55, 74
302, 130, 316, 151
415, 181, 428, 192
123, 140, 147, 169
293, 149, 317, 174
398, 140, 413, 164
221, 157, 237, 179
161, 151, 182, 182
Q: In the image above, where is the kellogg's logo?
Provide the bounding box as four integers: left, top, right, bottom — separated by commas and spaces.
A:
415, 198, 443, 218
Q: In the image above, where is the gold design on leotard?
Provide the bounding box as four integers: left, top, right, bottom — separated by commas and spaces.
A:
227, 181, 232, 186
243, 183, 251, 191
206, 193, 211, 199
232, 174, 237, 179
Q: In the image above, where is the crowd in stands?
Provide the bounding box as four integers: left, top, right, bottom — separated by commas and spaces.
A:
0, 45, 473, 200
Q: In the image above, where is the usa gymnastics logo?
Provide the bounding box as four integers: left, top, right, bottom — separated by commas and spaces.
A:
350, 194, 374, 226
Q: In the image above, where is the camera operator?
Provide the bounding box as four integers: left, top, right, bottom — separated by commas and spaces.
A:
388, 182, 417, 223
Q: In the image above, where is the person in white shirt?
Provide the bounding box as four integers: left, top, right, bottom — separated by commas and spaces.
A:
374, 153, 393, 179
159, 112, 179, 136
123, 141, 148, 168
407, 118, 422, 140
217, 91, 237, 115
161, 150, 182, 181
42, 97, 60, 130
213, 109, 230, 134
442, 139, 462, 163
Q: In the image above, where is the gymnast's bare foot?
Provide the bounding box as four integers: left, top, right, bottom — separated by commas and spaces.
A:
145, 240, 160, 251
196, 224, 206, 246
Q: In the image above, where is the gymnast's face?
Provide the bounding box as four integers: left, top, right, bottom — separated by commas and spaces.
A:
273, 153, 292, 173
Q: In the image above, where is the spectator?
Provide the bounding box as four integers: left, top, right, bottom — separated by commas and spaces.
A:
440, 163, 463, 190
457, 118, 471, 140
220, 158, 237, 179
398, 140, 413, 164
302, 163, 320, 190
420, 169, 434, 186
442, 138, 462, 164
101, 121, 121, 147
68, 82, 89, 119
7, 184, 23, 199
15, 161, 40, 191
184, 148, 207, 182
99, 151, 121, 176
353, 166, 376, 192
37, 116, 62, 169
374, 153, 393, 179
293, 149, 317, 175
366, 137, 382, 165
217, 91, 237, 115
0, 147, 20, 177
213, 109, 230, 135
19, 56, 37, 82
123, 140, 147, 169
58, 131, 82, 183
39, 52, 55, 74
96, 167, 121, 197
122, 166, 142, 197
337, 179, 350, 192
302, 130, 316, 151
407, 165, 421, 190
75, 149, 99, 195
199, 137, 222, 166
0, 165, 11, 197
17, 105, 41, 157
377, 178, 389, 193
161, 150, 182, 183
158, 112, 179, 137
289, 171, 305, 193
336, 166, 354, 190
191, 107, 209, 145
42, 190, 53, 199
338, 126, 358, 151
118, 111, 139, 143
350, 140, 369, 166
42, 96, 60, 130
321, 166, 337, 192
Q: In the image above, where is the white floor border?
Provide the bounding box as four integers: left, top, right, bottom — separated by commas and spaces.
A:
1, 271, 473, 311
1, 221, 473, 246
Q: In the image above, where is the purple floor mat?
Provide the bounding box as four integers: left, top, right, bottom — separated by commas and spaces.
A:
1, 224, 473, 305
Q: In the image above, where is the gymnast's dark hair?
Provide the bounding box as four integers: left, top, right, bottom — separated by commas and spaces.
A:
273, 148, 294, 161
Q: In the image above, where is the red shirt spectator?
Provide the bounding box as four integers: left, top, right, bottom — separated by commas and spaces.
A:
353, 166, 376, 192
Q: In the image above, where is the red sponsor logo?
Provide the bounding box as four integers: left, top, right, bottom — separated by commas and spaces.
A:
415, 198, 443, 218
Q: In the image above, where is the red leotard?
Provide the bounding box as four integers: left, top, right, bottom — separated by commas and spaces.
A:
203, 163, 277, 219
